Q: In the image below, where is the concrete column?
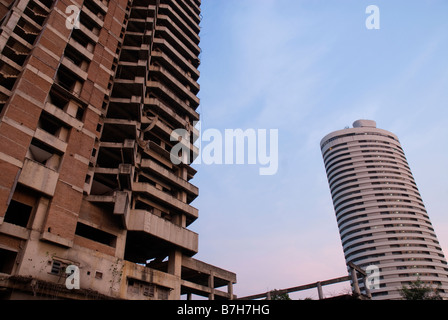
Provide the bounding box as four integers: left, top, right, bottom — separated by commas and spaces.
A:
317, 282, 324, 300
31, 197, 50, 232
114, 229, 127, 260
351, 268, 361, 296
227, 281, 234, 300
208, 272, 215, 300
167, 250, 182, 276
363, 277, 372, 299
167, 250, 182, 299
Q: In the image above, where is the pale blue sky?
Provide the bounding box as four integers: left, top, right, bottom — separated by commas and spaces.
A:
189, 0, 448, 298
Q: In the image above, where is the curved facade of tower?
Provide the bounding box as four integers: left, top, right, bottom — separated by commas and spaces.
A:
321, 120, 448, 300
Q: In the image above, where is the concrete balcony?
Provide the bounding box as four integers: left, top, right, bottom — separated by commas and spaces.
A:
140, 158, 198, 200
158, 4, 199, 45
112, 77, 145, 98
34, 128, 67, 154
107, 96, 141, 121
78, 23, 99, 43
127, 17, 154, 31
155, 26, 198, 67
68, 38, 94, 60
147, 117, 199, 164
18, 158, 59, 197
81, 5, 104, 28
149, 65, 199, 108
90, 0, 109, 14
144, 97, 188, 130
132, 182, 198, 220
86, 190, 131, 228
184, 0, 201, 16
129, 5, 156, 18
177, 0, 200, 24
162, 2, 200, 33
97, 140, 137, 166
152, 50, 200, 94
158, 14, 200, 56
153, 38, 199, 80
101, 119, 138, 143
120, 44, 150, 62
128, 209, 198, 254
43, 102, 83, 131
60, 57, 88, 81
146, 81, 199, 121
141, 106, 199, 156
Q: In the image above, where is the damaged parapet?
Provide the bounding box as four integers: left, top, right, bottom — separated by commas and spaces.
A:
0, 0, 236, 300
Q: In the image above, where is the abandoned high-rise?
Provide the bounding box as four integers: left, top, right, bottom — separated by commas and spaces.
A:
0, 0, 236, 300
321, 120, 448, 300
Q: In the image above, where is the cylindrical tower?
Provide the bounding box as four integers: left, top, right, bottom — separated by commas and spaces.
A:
321, 120, 448, 300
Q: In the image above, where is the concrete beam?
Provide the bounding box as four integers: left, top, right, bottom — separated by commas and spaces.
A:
128, 209, 198, 255
132, 182, 198, 219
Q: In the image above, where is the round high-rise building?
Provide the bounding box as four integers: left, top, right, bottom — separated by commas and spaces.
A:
321, 120, 448, 300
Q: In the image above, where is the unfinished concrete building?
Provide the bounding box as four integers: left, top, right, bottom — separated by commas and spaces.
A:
0, 0, 236, 300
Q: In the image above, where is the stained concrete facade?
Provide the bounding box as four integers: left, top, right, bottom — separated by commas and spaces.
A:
0, 0, 236, 300
321, 120, 448, 300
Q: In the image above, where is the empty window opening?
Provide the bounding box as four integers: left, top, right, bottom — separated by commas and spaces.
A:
64, 46, 90, 71
3, 38, 30, 66
83, 1, 106, 21
48, 88, 69, 110
75, 222, 117, 247
38, 0, 53, 9
24, 4, 48, 26
71, 29, 96, 52
13, 17, 40, 45
79, 10, 101, 34
4, 200, 33, 228
90, 175, 117, 195
27, 138, 62, 171
48, 86, 85, 121
134, 199, 154, 212
0, 61, 20, 90
38, 111, 69, 139
0, 248, 17, 274
55, 66, 83, 94
0, 92, 8, 114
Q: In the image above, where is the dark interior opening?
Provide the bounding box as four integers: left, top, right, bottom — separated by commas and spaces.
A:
4, 200, 33, 228
75, 222, 116, 247
0, 248, 17, 274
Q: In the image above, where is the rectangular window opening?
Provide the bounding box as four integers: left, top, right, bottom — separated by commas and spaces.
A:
0, 248, 18, 274
4, 200, 33, 228
75, 222, 116, 247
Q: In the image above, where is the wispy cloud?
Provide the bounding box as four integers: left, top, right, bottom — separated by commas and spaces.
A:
196, 0, 448, 298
